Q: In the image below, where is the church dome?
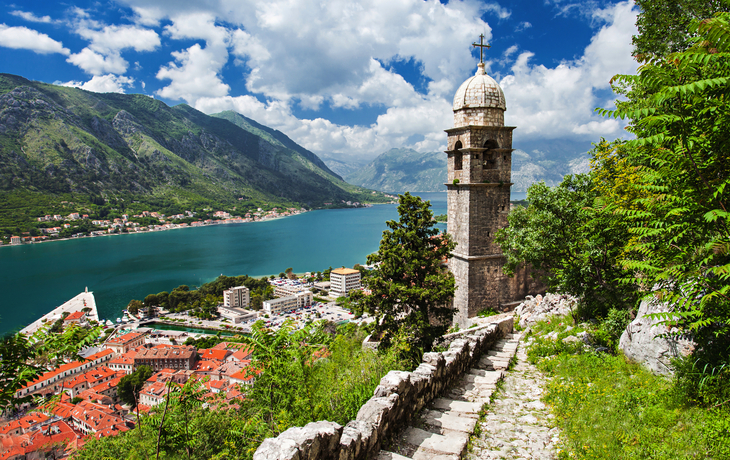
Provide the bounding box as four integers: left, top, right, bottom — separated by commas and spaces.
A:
452, 62, 506, 112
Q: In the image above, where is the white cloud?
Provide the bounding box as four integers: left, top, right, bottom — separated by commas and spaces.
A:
155, 13, 231, 103
515, 21, 532, 32
0, 24, 69, 55
66, 11, 160, 75
500, 1, 637, 141
57, 74, 136, 93
67, 48, 128, 75
107, 0, 638, 161
482, 2, 511, 19
77, 24, 160, 54
10, 11, 53, 23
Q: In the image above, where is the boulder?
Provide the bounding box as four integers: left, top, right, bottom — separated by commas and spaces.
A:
619, 296, 695, 375
514, 293, 577, 328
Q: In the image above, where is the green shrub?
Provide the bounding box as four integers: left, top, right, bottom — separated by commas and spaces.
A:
476, 307, 499, 318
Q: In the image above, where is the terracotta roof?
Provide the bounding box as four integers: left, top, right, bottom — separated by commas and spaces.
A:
199, 348, 230, 361
65, 311, 85, 321
106, 332, 144, 345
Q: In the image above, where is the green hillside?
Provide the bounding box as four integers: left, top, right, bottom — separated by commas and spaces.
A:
345, 148, 446, 193
0, 74, 388, 233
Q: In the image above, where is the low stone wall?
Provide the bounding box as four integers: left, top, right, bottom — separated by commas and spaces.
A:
253, 316, 513, 460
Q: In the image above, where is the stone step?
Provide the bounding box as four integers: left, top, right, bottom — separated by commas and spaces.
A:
401, 427, 469, 456
468, 368, 505, 378
478, 356, 511, 370
412, 450, 459, 460
431, 398, 482, 415
377, 451, 410, 460
463, 371, 503, 384
487, 350, 515, 359
421, 409, 478, 434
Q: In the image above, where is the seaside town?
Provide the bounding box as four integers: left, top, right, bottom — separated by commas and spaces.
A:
1, 199, 374, 246
0, 268, 367, 459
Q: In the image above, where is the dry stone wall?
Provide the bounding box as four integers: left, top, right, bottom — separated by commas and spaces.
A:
253, 316, 514, 460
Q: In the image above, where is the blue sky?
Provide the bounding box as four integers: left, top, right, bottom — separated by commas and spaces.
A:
0, 0, 638, 161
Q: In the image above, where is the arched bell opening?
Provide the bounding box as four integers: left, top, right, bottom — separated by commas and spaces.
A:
454, 140, 463, 170
482, 139, 499, 170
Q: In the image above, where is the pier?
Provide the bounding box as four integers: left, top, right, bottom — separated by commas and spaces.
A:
20, 288, 99, 335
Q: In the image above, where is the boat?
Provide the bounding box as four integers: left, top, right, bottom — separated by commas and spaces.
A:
105, 320, 113, 326
116, 318, 122, 323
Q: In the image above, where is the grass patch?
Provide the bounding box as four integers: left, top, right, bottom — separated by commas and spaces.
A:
527, 319, 730, 459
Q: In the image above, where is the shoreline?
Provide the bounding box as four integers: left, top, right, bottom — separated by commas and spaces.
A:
0, 208, 314, 249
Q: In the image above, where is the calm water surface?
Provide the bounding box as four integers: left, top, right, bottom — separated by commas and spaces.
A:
0, 192, 450, 335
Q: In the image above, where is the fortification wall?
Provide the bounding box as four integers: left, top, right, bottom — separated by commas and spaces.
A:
253, 316, 513, 460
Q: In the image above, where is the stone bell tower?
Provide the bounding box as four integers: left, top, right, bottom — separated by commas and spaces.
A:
446, 38, 517, 324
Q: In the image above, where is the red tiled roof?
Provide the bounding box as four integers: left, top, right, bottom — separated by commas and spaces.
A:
199, 348, 230, 361
106, 332, 143, 345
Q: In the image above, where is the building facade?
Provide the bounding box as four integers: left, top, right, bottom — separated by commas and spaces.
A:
133, 345, 197, 371
218, 306, 258, 324
446, 58, 543, 325
104, 332, 146, 355
223, 286, 250, 308
330, 268, 361, 297
262, 291, 313, 316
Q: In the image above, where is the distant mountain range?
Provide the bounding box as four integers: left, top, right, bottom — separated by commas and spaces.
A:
336, 141, 592, 194
345, 148, 446, 193
0, 73, 384, 210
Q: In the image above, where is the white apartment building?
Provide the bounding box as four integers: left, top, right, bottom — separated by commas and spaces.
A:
262, 291, 313, 316
330, 268, 361, 297
223, 285, 250, 308
218, 306, 258, 324
274, 284, 309, 297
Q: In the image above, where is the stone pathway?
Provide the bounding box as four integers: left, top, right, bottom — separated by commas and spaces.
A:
377, 332, 559, 460
466, 340, 559, 460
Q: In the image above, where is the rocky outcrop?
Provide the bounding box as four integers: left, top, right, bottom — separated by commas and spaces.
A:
513, 293, 576, 329
619, 296, 695, 375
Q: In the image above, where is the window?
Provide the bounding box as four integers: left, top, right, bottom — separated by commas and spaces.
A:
454, 140, 463, 170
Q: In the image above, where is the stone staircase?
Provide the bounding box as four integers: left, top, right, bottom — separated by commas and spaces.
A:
377, 333, 522, 460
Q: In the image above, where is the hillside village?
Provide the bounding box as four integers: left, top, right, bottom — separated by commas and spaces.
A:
1, 335, 256, 459
0, 267, 367, 459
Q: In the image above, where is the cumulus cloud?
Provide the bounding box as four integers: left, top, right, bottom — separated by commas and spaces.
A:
102, 0, 637, 161
67, 48, 128, 75
0, 24, 69, 55
57, 74, 136, 93
10, 11, 54, 23
155, 13, 231, 103
500, 1, 637, 141
66, 11, 160, 75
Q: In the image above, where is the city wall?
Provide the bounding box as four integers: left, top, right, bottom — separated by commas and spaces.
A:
253, 316, 513, 460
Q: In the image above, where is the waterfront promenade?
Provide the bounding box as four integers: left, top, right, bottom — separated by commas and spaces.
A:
20, 289, 99, 335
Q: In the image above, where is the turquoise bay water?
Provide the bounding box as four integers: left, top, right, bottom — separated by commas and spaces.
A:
0, 192, 448, 335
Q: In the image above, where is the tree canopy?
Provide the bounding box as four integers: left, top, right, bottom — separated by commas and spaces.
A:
351, 192, 456, 353
597, 12, 730, 368
496, 173, 639, 318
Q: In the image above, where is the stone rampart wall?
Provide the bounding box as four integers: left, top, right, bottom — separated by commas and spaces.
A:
253, 316, 513, 460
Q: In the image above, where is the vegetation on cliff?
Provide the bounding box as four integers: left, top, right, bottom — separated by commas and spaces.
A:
0, 74, 389, 238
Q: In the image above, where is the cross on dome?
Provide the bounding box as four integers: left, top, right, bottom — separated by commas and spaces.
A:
472, 34, 491, 64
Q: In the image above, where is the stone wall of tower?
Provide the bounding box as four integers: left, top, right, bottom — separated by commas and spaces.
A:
454, 107, 504, 128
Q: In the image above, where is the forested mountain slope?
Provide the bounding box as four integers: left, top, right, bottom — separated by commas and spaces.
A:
0, 74, 383, 209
